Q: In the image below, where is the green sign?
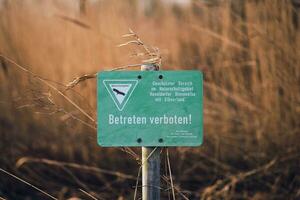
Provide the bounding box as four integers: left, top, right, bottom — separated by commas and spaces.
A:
97, 70, 203, 147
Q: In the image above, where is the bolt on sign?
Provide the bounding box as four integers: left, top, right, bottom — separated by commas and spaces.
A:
97, 71, 203, 147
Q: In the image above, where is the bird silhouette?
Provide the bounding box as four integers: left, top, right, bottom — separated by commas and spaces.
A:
113, 88, 125, 96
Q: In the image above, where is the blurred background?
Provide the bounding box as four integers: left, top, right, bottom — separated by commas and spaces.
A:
0, 0, 299, 199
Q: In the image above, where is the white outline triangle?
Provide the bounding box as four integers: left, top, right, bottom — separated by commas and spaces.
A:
103, 80, 138, 111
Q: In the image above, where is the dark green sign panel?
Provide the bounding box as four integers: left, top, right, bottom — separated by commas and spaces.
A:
97, 70, 203, 147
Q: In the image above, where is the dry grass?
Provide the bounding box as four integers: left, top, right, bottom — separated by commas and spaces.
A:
0, 0, 299, 199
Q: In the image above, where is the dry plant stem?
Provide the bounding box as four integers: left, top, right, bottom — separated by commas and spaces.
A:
0, 168, 57, 200
164, 153, 171, 200
0, 54, 95, 123
183, 153, 235, 176
166, 149, 176, 200
66, 29, 161, 91
59, 108, 96, 130
56, 164, 91, 192
66, 73, 97, 90
79, 189, 101, 200
120, 29, 161, 67
23, 90, 96, 130
16, 157, 136, 180
65, 64, 141, 90
133, 166, 142, 200
121, 147, 140, 161
161, 176, 190, 200
127, 28, 152, 57
56, 14, 91, 29
190, 25, 249, 52
201, 158, 278, 199
34, 79, 95, 122
203, 82, 259, 113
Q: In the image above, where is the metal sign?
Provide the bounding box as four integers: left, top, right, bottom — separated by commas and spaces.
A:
97, 70, 203, 147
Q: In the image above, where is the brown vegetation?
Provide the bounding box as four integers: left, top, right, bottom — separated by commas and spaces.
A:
0, 0, 299, 199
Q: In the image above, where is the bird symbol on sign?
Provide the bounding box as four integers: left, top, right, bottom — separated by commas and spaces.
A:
113, 88, 125, 96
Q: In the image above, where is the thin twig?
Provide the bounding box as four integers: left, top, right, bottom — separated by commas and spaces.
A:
60, 29, 161, 91
16, 157, 136, 180
61, 166, 90, 191
121, 147, 140, 161
66, 73, 97, 90
191, 24, 249, 52
59, 108, 96, 130
56, 14, 91, 29
167, 149, 176, 200
79, 188, 100, 200
162, 176, 190, 200
65, 63, 142, 91
118, 40, 143, 47
0, 168, 57, 200
0, 54, 96, 123
133, 166, 142, 200
164, 151, 171, 200
204, 82, 260, 112
201, 158, 278, 199
141, 147, 158, 166
118, 29, 161, 68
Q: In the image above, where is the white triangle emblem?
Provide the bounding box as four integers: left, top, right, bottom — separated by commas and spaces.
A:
103, 80, 138, 111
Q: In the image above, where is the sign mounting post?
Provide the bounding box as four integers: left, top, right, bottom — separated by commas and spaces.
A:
141, 64, 160, 200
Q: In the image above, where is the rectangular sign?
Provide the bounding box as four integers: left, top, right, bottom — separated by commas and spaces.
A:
97, 70, 203, 147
